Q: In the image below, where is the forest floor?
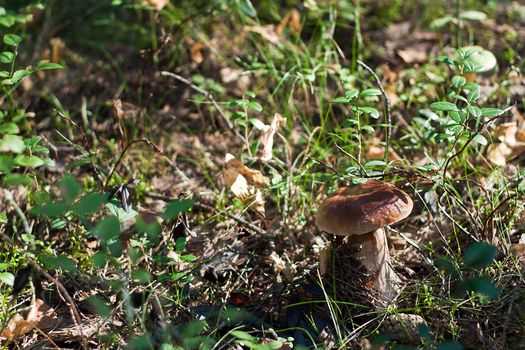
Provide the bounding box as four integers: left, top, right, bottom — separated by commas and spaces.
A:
1, 1, 525, 349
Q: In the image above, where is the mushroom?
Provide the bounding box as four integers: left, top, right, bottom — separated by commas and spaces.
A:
315, 179, 413, 303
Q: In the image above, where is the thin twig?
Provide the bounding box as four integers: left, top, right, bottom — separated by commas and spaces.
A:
4, 190, 31, 235
305, 155, 345, 179
55, 110, 104, 185
357, 60, 392, 161
104, 139, 162, 189
35, 326, 61, 349
161, 71, 246, 144
334, 142, 368, 177
441, 110, 511, 178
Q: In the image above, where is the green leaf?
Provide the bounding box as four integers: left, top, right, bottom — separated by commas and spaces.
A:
92, 251, 109, 268
467, 90, 480, 103
0, 51, 14, 63
0, 134, 25, 153
430, 16, 454, 29
358, 106, 380, 118
135, 216, 162, 242
0, 15, 16, 28
163, 198, 194, 220
131, 268, 152, 284
449, 111, 466, 123
472, 134, 487, 145
331, 97, 349, 104
361, 125, 375, 133
430, 101, 459, 112
464, 242, 496, 269
249, 118, 266, 130
365, 160, 386, 167
0, 154, 13, 172
95, 215, 121, 241
0, 212, 6, 223
359, 88, 382, 97
105, 201, 137, 222
35, 60, 62, 70
435, 257, 460, 278
231, 330, 256, 342
86, 296, 112, 317
31, 202, 70, 217
3, 33, 21, 46
460, 10, 487, 21
3, 173, 31, 186
467, 105, 481, 118
0, 272, 14, 286
14, 155, 44, 168
344, 90, 359, 100
480, 108, 504, 117
451, 75, 466, 88
10, 69, 30, 84
463, 277, 499, 299
40, 255, 77, 272
246, 101, 262, 112
72, 192, 107, 216
342, 118, 358, 127
59, 176, 81, 203
175, 237, 186, 253
0, 122, 19, 134
463, 82, 479, 91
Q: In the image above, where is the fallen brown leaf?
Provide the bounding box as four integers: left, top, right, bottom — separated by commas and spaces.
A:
243, 25, 280, 45
366, 137, 401, 161
486, 122, 525, 166
190, 42, 206, 64
49, 37, 65, 63
1, 299, 59, 340
257, 113, 286, 161
143, 0, 169, 10
276, 9, 301, 36
397, 46, 428, 64
222, 153, 266, 215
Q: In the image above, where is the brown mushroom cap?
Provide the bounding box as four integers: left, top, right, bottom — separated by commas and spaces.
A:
315, 180, 413, 236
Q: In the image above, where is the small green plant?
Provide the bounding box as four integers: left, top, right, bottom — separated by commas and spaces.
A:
331, 87, 382, 172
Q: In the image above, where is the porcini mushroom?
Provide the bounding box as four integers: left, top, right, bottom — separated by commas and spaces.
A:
315, 180, 413, 303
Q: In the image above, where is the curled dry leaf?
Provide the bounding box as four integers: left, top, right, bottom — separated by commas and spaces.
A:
190, 42, 205, 64
486, 122, 525, 166
366, 137, 401, 161
276, 8, 301, 36
222, 153, 266, 215
143, 0, 169, 10
269, 251, 294, 282
243, 25, 280, 45
220, 67, 250, 95
257, 113, 286, 161
49, 37, 65, 63
397, 46, 429, 64
312, 237, 331, 276
1, 299, 59, 340
244, 9, 300, 46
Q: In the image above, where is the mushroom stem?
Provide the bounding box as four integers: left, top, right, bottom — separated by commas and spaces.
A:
354, 228, 401, 303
